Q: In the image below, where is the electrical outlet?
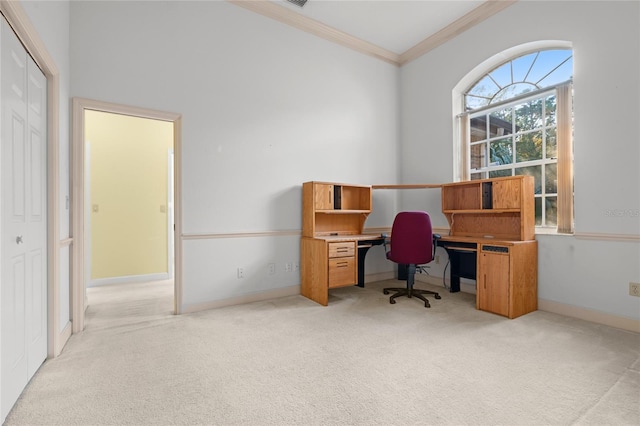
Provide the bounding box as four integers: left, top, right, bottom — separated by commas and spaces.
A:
630, 282, 640, 297
285, 262, 293, 273
268, 263, 275, 275
294, 262, 300, 272
237, 267, 244, 279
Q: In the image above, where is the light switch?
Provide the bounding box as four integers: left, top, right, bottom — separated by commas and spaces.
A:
92, 204, 99, 213
160, 205, 166, 213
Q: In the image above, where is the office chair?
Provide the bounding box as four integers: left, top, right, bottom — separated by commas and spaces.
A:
383, 211, 441, 308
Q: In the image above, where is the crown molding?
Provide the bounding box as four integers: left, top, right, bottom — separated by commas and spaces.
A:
228, 0, 400, 65
227, 0, 517, 67
399, 0, 518, 65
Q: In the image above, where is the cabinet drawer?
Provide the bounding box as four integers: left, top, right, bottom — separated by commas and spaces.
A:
328, 242, 355, 258
328, 257, 356, 288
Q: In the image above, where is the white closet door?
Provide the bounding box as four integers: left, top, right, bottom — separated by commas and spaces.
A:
1, 17, 47, 421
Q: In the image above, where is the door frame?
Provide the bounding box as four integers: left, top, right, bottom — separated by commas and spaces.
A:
0, 1, 62, 357
71, 98, 183, 333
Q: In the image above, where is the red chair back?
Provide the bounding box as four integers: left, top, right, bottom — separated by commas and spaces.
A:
387, 211, 433, 265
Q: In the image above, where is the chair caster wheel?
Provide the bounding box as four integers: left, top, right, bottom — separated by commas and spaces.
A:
390, 299, 396, 304
424, 303, 430, 308
383, 290, 389, 295
435, 294, 441, 299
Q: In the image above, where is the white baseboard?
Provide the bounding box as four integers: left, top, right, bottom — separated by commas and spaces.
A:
88, 273, 170, 288
55, 321, 72, 357
363, 271, 395, 283
181, 273, 638, 334
416, 275, 638, 333
538, 299, 640, 333
183, 285, 301, 313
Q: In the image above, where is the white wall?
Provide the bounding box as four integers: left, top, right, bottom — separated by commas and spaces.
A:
69, 1, 400, 310
19, 0, 72, 333
401, 0, 640, 323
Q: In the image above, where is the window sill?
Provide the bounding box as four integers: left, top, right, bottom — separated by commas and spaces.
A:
535, 227, 574, 236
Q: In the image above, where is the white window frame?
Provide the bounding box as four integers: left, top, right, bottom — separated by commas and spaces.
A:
468, 87, 559, 228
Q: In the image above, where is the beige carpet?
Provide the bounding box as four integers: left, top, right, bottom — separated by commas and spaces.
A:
4, 279, 640, 426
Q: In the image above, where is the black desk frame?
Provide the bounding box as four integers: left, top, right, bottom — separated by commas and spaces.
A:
437, 240, 477, 293
356, 237, 384, 287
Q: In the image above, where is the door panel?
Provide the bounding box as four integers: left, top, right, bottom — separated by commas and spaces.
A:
11, 114, 26, 219
8, 255, 27, 367
1, 254, 27, 412
30, 131, 43, 218
27, 248, 45, 378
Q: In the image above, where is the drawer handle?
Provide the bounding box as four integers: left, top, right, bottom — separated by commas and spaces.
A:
336, 262, 349, 267
337, 248, 349, 252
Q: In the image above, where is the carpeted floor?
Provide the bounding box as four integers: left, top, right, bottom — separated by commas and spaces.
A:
4, 279, 640, 425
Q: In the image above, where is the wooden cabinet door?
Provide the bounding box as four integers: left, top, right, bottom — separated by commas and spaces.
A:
314, 184, 334, 210
478, 251, 510, 316
492, 179, 521, 209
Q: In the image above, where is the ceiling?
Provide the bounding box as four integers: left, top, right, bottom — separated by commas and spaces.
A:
277, 0, 485, 53
230, 0, 516, 65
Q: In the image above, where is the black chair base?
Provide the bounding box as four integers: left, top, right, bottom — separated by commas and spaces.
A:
383, 287, 441, 308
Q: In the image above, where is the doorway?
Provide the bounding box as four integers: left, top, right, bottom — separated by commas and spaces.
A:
71, 98, 183, 333
84, 111, 174, 287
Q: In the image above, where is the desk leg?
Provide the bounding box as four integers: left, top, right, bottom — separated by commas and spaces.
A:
357, 246, 371, 287
446, 249, 461, 293
357, 238, 385, 287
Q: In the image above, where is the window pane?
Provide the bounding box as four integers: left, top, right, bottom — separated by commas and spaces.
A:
534, 197, 542, 226
516, 132, 543, 162
471, 173, 484, 181
466, 95, 490, 110
527, 50, 572, 84
546, 128, 557, 159
489, 109, 512, 137
545, 164, 557, 194
470, 142, 487, 170
494, 83, 537, 103
512, 53, 538, 82
515, 99, 543, 132
470, 116, 488, 141
489, 169, 512, 178
538, 58, 573, 87
516, 165, 541, 194
545, 196, 557, 226
545, 95, 557, 126
490, 138, 512, 165
489, 62, 512, 88
468, 75, 499, 98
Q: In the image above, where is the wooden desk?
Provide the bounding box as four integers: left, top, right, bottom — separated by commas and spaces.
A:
438, 236, 537, 319
439, 176, 538, 318
301, 182, 381, 306
301, 234, 383, 306
300, 177, 538, 318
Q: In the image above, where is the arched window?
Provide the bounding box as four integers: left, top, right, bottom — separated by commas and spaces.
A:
459, 48, 573, 232
465, 49, 573, 109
